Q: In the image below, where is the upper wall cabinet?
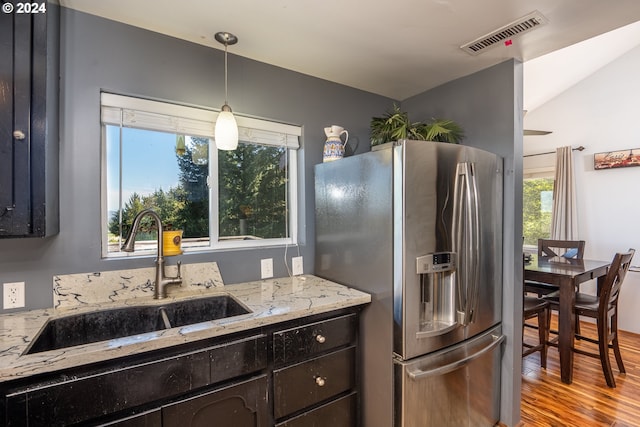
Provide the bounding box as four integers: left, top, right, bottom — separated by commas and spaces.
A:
0, 7, 59, 238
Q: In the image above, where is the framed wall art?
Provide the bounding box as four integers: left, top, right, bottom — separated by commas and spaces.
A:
594, 148, 640, 170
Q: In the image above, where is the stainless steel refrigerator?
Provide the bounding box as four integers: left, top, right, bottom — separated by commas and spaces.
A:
314, 140, 504, 427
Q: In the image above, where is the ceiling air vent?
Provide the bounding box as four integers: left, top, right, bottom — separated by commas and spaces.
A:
461, 11, 548, 55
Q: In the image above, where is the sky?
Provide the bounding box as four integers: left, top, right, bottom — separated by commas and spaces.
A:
106, 126, 183, 212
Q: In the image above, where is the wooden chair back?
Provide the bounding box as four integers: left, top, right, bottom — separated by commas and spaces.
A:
571, 248, 635, 387
538, 239, 586, 259
599, 249, 635, 314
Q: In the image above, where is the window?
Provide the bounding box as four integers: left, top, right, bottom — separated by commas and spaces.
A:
523, 176, 554, 247
523, 153, 556, 247
101, 93, 300, 257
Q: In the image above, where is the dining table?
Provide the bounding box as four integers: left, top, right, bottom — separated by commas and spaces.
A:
524, 255, 611, 384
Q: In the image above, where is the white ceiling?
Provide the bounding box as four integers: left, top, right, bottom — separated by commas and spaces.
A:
59, 0, 640, 103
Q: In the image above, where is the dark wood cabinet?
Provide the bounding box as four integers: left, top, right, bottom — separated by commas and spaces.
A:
8, 348, 212, 426
273, 313, 359, 425
274, 346, 356, 419
2, 334, 268, 427
163, 375, 268, 427
0, 309, 361, 427
276, 392, 357, 427
273, 313, 356, 365
0, 5, 59, 238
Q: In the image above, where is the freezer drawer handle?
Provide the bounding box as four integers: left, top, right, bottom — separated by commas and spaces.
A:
407, 334, 505, 380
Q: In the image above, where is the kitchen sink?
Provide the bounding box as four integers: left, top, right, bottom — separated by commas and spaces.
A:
161, 294, 251, 328
25, 295, 251, 354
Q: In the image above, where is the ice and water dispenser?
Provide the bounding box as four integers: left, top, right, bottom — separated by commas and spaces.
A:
415, 252, 458, 337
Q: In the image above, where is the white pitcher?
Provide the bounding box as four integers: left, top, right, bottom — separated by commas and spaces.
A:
323, 125, 349, 162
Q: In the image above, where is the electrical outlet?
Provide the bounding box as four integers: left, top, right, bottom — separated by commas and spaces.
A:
261, 258, 273, 279
292, 256, 304, 276
3, 282, 25, 309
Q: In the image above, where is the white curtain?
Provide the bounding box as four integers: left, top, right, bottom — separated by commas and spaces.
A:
551, 146, 578, 239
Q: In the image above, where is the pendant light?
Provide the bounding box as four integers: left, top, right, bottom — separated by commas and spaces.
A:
214, 31, 239, 150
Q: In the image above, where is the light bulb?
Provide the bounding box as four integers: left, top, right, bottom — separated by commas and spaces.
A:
215, 107, 238, 150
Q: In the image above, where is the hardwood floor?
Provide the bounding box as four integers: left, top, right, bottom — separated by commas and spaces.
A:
519, 315, 640, 426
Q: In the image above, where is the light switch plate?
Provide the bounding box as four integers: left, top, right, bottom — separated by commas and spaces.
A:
292, 256, 303, 275
261, 258, 273, 279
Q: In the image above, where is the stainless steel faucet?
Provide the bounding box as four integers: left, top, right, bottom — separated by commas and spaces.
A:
121, 209, 183, 299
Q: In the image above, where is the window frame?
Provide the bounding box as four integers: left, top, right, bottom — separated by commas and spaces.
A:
100, 93, 301, 258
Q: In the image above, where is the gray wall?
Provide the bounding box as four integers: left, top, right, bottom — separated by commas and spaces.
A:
0, 7, 394, 311
402, 59, 524, 427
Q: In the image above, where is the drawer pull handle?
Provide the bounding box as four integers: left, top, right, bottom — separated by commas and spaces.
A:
315, 334, 326, 344
315, 376, 326, 387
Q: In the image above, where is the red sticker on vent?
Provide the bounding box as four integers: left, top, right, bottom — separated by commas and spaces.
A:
504, 39, 513, 46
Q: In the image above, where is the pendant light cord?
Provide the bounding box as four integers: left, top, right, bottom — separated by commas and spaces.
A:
224, 42, 229, 105
214, 31, 237, 110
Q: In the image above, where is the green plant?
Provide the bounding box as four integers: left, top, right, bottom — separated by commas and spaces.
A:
370, 104, 422, 146
370, 105, 464, 146
417, 118, 464, 144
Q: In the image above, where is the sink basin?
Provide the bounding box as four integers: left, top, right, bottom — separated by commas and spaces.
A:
25, 295, 251, 354
161, 294, 251, 328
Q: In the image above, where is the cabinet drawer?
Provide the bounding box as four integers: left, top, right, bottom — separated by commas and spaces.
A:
210, 334, 268, 384
275, 392, 357, 427
273, 346, 356, 419
273, 314, 356, 364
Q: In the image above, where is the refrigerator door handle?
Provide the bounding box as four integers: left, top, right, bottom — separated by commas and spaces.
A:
467, 162, 481, 322
452, 162, 481, 325
407, 334, 504, 380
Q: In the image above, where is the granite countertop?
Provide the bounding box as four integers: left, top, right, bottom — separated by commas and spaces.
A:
0, 275, 370, 383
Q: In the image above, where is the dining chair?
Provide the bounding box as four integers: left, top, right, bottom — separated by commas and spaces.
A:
530, 239, 588, 336
524, 239, 586, 297
539, 239, 586, 259
545, 248, 635, 388
522, 295, 549, 368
